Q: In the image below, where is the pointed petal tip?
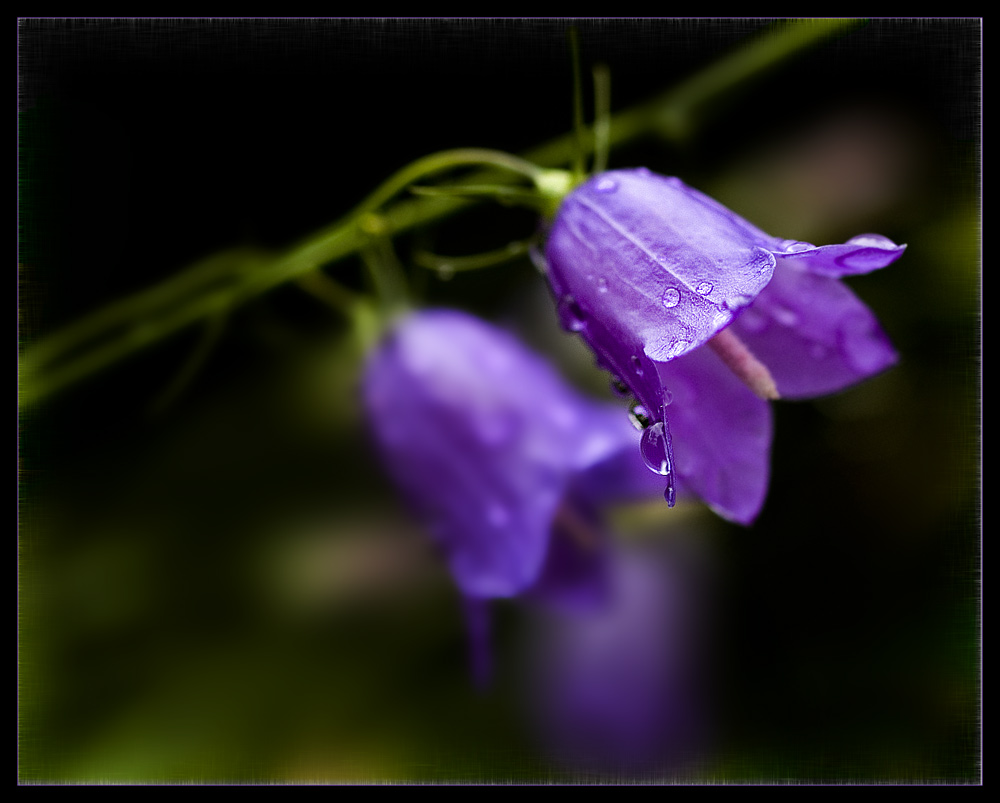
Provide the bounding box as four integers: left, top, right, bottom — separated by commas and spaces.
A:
774, 234, 906, 278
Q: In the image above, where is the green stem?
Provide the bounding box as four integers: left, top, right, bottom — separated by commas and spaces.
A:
19, 19, 860, 408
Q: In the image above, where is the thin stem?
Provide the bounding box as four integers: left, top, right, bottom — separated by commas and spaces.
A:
413, 237, 535, 275
19, 20, 859, 408
351, 148, 547, 219
146, 310, 228, 417
569, 27, 587, 180
591, 63, 611, 175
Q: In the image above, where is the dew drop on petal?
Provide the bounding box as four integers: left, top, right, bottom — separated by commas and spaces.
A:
696, 281, 713, 296
662, 388, 673, 406
661, 287, 681, 308
725, 294, 752, 311
780, 240, 813, 254
640, 421, 672, 476
630, 354, 644, 377
628, 403, 651, 431
666, 339, 691, 359
594, 177, 618, 193
597, 277, 608, 293
713, 309, 734, 329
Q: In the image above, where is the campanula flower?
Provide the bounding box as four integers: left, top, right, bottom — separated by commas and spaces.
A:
361, 308, 660, 603
543, 168, 905, 523
523, 541, 708, 772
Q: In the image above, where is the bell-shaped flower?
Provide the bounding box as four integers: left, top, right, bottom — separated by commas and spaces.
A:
522, 541, 708, 773
361, 308, 661, 604
543, 168, 905, 523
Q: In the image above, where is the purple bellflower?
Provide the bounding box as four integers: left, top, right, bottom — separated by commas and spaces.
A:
523, 542, 707, 773
361, 309, 661, 607
544, 168, 906, 524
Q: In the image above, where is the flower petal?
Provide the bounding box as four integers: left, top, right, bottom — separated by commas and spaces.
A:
731, 262, 899, 399
771, 234, 906, 277
362, 310, 650, 598
524, 543, 706, 770
655, 346, 773, 525
546, 170, 776, 366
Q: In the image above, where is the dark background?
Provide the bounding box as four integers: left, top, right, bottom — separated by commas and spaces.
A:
19, 19, 980, 782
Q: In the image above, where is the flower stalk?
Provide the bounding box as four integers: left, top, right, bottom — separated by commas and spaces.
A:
19, 19, 859, 408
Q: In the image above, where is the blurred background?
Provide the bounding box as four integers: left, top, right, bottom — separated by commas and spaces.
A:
19, 19, 980, 782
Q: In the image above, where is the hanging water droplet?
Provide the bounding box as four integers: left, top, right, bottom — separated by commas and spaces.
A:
661, 287, 681, 308
557, 296, 586, 332
662, 388, 673, 406
437, 263, 455, 281
725, 294, 752, 311
630, 354, 644, 377
628, 403, 651, 431
640, 421, 672, 476
696, 281, 713, 296
594, 177, 618, 193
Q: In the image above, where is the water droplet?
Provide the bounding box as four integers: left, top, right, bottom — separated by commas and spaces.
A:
712, 309, 733, 329
594, 177, 618, 193
662, 388, 673, 406
665, 339, 691, 359
628, 403, 651, 431
597, 277, 608, 294
437, 264, 455, 281
640, 421, 672, 476
630, 354, 644, 377
780, 240, 813, 254
661, 287, 681, 308
696, 281, 713, 296
725, 295, 752, 311
664, 483, 676, 506
557, 296, 586, 332
610, 376, 630, 397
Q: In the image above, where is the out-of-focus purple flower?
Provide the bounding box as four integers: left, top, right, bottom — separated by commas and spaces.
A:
361, 309, 660, 604
544, 168, 906, 523
523, 540, 708, 773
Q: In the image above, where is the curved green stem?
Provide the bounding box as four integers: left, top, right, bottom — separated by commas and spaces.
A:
19, 19, 860, 408
413, 237, 536, 275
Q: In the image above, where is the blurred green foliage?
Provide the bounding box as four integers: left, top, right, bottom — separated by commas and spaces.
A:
19, 19, 980, 783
